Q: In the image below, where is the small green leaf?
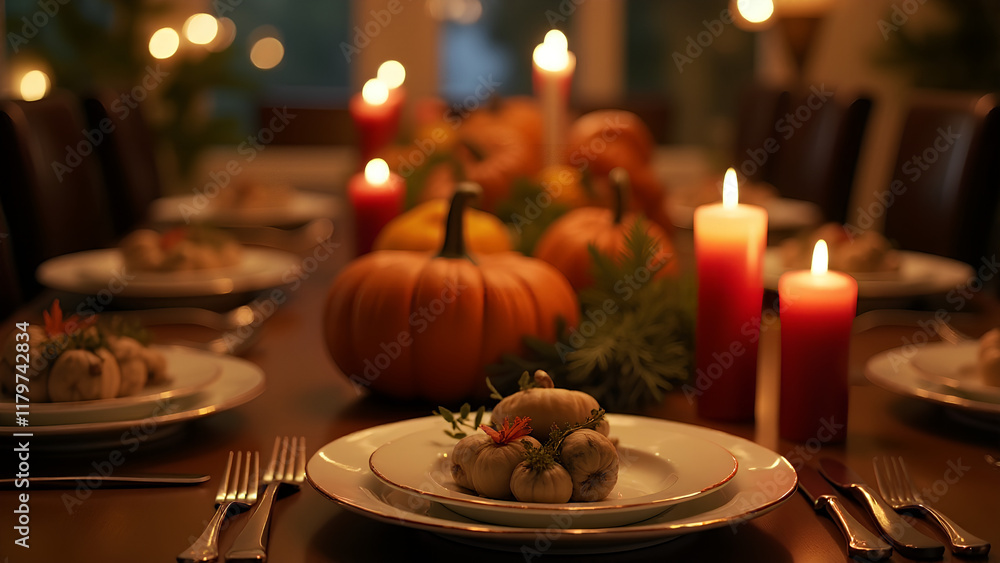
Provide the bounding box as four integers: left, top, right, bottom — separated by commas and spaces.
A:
438, 407, 454, 423
486, 378, 504, 400
459, 403, 470, 418
473, 406, 485, 428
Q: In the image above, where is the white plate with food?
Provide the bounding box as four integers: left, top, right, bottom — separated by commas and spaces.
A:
764, 248, 973, 298
37, 247, 300, 299
150, 189, 339, 228
866, 341, 1000, 415
308, 414, 796, 553
369, 426, 738, 528
0, 346, 265, 439
0, 345, 222, 426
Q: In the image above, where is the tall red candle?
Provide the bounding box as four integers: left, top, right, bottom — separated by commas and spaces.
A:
348, 158, 404, 256
779, 240, 857, 442
349, 78, 402, 163
693, 168, 767, 421
532, 30, 575, 167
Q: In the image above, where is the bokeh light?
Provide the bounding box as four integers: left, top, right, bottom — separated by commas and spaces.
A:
149, 27, 180, 59
184, 13, 219, 45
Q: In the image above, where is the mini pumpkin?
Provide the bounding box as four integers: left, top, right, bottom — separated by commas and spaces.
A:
373, 198, 512, 254
490, 370, 609, 441
323, 184, 579, 403
533, 169, 677, 291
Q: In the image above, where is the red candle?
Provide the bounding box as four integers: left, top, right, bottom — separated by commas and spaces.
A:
532, 30, 575, 167
348, 158, 404, 255
693, 168, 767, 421
349, 78, 402, 162
778, 240, 857, 442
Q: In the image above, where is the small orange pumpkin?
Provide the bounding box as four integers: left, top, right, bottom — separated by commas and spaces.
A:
534, 169, 677, 291
324, 183, 579, 403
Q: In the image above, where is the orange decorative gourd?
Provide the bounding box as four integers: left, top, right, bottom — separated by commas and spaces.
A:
534, 169, 677, 291
372, 198, 512, 254
323, 184, 579, 403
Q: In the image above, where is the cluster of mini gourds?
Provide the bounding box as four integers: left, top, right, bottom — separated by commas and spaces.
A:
450, 371, 619, 503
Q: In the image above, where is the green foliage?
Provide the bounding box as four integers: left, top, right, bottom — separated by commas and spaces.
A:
432, 403, 486, 439
876, 0, 1000, 91
488, 222, 694, 412
493, 178, 571, 255
6, 0, 250, 178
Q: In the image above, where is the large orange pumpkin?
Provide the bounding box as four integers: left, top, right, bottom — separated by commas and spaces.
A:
324, 184, 579, 402
534, 169, 677, 291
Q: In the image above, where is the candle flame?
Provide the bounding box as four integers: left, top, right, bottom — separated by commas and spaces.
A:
533, 29, 570, 72
722, 168, 738, 209
361, 78, 389, 105
736, 0, 774, 24
811, 239, 829, 275
377, 60, 405, 89
364, 158, 391, 185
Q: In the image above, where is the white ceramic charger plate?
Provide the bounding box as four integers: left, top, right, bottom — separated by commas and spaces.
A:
866, 341, 1000, 414
764, 248, 974, 298
150, 190, 339, 227
369, 426, 738, 528
308, 414, 796, 553
0, 345, 264, 439
0, 345, 222, 426
36, 247, 300, 299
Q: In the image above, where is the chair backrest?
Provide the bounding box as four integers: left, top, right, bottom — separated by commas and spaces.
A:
0, 201, 22, 319
83, 89, 162, 235
732, 83, 790, 184
883, 91, 1000, 267
767, 89, 873, 224
0, 91, 116, 295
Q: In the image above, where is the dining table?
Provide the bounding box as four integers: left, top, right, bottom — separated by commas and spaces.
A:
2, 213, 999, 563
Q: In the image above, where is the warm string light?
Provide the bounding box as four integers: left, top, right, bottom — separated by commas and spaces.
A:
377, 60, 406, 89
722, 167, 739, 209
737, 0, 774, 23
149, 27, 180, 59
19, 70, 50, 101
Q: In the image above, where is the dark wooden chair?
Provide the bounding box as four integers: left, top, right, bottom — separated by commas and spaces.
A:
83, 89, 163, 235
0, 91, 116, 297
0, 201, 22, 319
767, 89, 873, 224
731, 83, 790, 184
882, 91, 1000, 267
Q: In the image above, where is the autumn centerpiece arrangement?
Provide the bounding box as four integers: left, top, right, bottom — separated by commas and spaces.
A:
324, 96, 694, 410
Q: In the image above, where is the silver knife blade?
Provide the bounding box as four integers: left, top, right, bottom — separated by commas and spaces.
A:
819, 458, 944, 559
0, 473, 210, 489
799, 465, 893, 559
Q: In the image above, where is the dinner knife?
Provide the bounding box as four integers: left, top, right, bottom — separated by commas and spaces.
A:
0, 473, 209, 489
798, 465, 893, 560
819, 458, 945, 559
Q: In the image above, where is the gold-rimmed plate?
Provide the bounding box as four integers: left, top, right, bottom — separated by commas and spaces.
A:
368, 423, 738, 528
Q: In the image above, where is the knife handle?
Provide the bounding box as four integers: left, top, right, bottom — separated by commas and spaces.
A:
850, 484, 945, 560
821, 496, 893, 560
919, 504, 991, 556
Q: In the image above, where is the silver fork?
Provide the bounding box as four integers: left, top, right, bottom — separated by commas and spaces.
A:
177, 450, 260, 563
873, 456, 991, 556
226, 436, 306, 562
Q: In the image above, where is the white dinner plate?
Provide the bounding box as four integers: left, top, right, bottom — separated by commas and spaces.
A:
308, 414, 796, 553
667, 197, 822, 232
150, 190, 339, 227
0, 345, 222, 426
37, 247, 300, 300
0, 345, 265, 440
369, 427, 738, 528
764, 248, 973, 298
865, 341, 1000, 415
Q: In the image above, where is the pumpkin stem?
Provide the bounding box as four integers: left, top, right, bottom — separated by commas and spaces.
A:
609, 167, 629, 225
439, 182, 480, 260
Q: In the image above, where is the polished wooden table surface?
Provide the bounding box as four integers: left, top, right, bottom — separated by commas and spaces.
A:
3, 233, 999, 563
